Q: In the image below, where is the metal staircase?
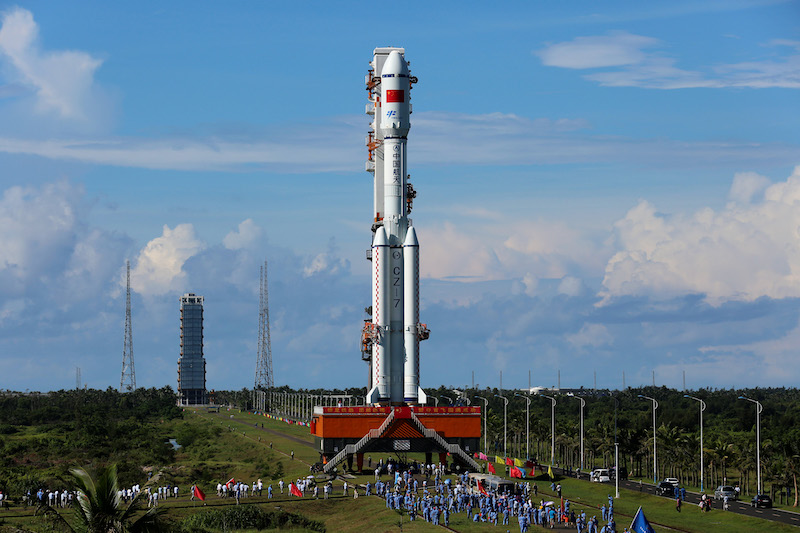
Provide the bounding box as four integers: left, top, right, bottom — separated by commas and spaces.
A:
409, 411, 480, 471
323, 409, 396, 473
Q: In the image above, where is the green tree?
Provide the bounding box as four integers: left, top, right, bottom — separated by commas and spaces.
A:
39, 464, 162, 532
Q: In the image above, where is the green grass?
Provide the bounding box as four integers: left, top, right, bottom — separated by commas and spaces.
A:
3, 410, 799, 533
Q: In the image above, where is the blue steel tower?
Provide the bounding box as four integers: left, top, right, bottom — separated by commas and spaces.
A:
178, 293, 206, 405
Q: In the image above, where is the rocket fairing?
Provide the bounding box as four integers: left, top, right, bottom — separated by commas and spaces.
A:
365, 48, 427, 406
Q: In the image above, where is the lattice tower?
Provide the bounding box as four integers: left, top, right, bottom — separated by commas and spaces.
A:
254, 260, 274, 389
120, 260, 136, 392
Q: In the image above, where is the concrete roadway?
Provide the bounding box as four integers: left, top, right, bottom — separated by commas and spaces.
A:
567, 468, 800, 528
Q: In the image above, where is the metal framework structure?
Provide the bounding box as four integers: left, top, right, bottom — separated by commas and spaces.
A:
254, 260, 274, 391
120, 260, 136, 392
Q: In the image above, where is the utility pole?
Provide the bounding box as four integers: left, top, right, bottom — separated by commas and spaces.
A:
120, 260, 136, 392
475, 395, 489, 454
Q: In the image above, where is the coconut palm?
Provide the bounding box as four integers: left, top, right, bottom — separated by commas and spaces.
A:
38, 464, 162, 532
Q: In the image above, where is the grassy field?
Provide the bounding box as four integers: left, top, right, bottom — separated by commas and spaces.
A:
3, 408, 799, 532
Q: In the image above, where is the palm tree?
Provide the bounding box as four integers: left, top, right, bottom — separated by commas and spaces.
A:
39, 464, 162, 532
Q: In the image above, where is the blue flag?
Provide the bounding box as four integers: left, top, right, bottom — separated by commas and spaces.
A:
630, 507, 655, 533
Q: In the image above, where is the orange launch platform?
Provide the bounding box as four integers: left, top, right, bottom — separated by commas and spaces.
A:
311, 405, 481, 473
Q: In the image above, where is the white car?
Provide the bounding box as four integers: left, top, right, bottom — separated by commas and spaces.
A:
664, 477, 680, 487
591, 469, 610, 483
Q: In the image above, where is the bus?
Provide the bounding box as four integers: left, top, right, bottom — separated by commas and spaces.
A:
466, 473, 517, 495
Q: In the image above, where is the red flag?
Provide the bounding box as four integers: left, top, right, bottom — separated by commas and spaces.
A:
386, 90, 404, 103
193, 485, 206, 501
505, 457, 513, 466
477, 480, 488, 495
289, 483, 303, 497
487, 462, 496, 474
226, 477, 235, 486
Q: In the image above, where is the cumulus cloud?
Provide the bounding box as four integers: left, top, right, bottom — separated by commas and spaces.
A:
131, 224, 205, 296
303, 238, 349, 278
223, 219, 263, 250
0, 7, 104, 120
0, 180, 129, 337
0, 181, 82, 293
728, 171, 771, 204
600, 166, 800, 305
537, 32, 800, 89
567, 323, 614, 349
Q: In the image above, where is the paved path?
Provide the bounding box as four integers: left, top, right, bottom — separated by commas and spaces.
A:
559, 468, 800, 529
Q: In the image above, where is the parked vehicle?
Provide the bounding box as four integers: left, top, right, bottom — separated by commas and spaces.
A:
590, 469, 610, 483
751, 494, 772, 508
714, 485, 737, 500
655, 481, 675, 497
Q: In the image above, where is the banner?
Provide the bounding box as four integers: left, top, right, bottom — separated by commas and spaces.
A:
477, 480, 488, 495
193, 485, 205, 501
514, 458, 524, 467
487, 462, 495, 474
505, 457, 514, 466
495, 455, 504, 464
548, 466, 554, 480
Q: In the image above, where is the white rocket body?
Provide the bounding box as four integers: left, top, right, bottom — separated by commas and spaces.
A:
366, 49, 426, 406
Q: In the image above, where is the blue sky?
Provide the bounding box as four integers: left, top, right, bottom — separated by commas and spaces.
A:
1, 1, 799, 393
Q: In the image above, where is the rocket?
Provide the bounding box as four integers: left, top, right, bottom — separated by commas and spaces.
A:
364, 48, 428, 406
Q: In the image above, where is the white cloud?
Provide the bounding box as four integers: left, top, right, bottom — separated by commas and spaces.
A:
131, 224, 205, 296
0, 8, 103, 120
728, 171, 771, 204
303, 239, 349, 278
567, 323, 613, 349
223, 219, 263, 250
536, 32, 660, 69
0, 181, 81, 292
600, 166, 800, 305
0, 110, 795, 171
538, 33, 800, 89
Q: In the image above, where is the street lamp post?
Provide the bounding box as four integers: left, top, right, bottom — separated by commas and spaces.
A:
495, 394, 509, 457
568, 393, 586, 471
441, 395, 454, 406
475, 395, 489, 454
639, 394, 659, 483
541, 394, 557, 466
739, 396, 763, 495
614, 396, 620, 499
515, 393, 532, 459
431, 396, 439, 407
685, 395, 707, 492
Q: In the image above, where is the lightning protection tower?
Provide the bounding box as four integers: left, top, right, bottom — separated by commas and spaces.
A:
120, 260, 136, 392
254, 260, 274, 392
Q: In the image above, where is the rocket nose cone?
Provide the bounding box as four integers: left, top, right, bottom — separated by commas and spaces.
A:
403, 226, 419, 246
382, 50, 409, 77
372, 225, 388, 246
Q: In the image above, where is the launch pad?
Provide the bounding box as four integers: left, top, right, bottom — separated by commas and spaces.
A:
312, 47, 480, 474
312, 405, 481, 473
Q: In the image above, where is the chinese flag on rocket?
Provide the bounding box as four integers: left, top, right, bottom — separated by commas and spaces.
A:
386, 90, 404, 103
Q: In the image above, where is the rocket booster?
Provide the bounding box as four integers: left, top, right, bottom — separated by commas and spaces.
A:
365, 49, 427, 406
